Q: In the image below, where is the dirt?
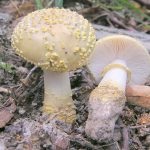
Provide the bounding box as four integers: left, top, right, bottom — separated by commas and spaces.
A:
0, 0, 150, 150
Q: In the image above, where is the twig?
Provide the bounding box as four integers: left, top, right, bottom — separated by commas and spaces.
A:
106, 17, 115, 27
91, 13, 108, 22
21, 66, 38, 86
115, 142, 121, 150
98, 142, 120, 149
80, 0, 93, 5
78, 6, 100, 15
10, 0, 21, 16
108, 14, 132, 30
115, 123, 150, 129
71, 135, 121, 150
0, 97, 14, 109
122, 127, 129, 150
46, 0, 55, 8
130, 123, 150, 129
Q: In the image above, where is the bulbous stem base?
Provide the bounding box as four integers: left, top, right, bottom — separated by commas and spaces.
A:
85, 84, 126, 142
42, 71, 76, 123
85, 59, 127, 141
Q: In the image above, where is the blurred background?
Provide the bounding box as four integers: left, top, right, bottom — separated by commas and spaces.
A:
0, 0, 150, 33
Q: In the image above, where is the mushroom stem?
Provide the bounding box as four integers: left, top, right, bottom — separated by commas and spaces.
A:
100, 59, 128, 91
85, 59, 128, 142
43, 71, 76, 123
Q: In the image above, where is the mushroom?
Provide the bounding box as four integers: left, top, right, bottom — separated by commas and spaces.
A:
11, 8, 96, 123
85, 35, 150, 141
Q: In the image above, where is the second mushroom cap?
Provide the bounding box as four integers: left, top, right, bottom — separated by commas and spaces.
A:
88, 35, 150, 84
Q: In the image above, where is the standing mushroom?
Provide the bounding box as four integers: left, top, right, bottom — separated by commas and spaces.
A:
85, 35, 150, 141
11, 8, 96, 123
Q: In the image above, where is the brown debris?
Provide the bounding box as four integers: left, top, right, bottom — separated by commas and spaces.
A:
126, 85, 150, 97
0, 98, 16, 128
20, 66, 38, 86
78, 6, 100, 15
1, 0, 35, 17
0, 87, 11, 94
126, 85, 150, 109
138, 113, 150, 125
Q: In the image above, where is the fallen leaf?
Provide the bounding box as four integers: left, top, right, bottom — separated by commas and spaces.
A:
0, 98, 16, 128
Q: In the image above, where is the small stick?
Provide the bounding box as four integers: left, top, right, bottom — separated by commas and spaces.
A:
78, 6, 100, 15
130, 123, 150, 129
10, 0, 21, 16
115, 123, 150, 129
21, 66, 38, 85
0, 97, 14, 109
70, 135, 119, 150
122, 127, 129, 150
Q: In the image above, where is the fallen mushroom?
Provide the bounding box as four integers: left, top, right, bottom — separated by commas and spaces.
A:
11, 8, 96, 123
85, 35, 150, 142
126, 85, 150, 109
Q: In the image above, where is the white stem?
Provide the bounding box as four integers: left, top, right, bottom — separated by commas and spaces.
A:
100, 59, 127, 92
43, 71, 76, 123
44, 71, 72, 98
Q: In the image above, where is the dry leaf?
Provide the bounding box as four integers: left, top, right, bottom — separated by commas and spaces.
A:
0, 98, 16, 128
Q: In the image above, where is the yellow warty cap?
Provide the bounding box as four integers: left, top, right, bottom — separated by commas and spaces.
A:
12, 8, 96, 72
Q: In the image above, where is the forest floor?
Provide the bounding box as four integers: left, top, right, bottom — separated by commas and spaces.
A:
0, 0, 150, 149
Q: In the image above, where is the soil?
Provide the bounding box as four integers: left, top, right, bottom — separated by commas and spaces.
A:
0, 0, 150, 150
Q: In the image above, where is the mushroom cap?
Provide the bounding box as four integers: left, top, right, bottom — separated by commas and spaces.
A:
11, 8, 96, 72
88, 35, 150, 84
